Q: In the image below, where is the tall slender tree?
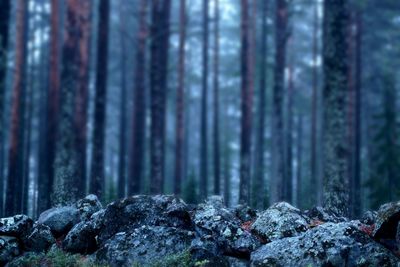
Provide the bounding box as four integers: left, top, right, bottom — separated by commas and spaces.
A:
253, 0, 269, 209
149, 0, 171, 194
174, 0, 187, 195
90, 0, 110, 199
270, 0, 288, 203
5, 0, 28, 215
129, 0, 148, 195
0, 0, 11, 216
322, 0, 349, 216
295, 115, 304, 207
53, 0, 91, 205
285, 52, 294, 203
212, 0, 220, 196
200, 0, 209, 199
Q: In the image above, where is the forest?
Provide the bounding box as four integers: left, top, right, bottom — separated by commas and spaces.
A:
0, 0, 399, 266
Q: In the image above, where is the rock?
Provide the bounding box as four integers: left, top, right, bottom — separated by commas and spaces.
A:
76, 194, 103, 221
95, 225, 194, 266
373, 201, 400, 241
305, 206, 348, 223
97, 195, 192, 245
251, 222, 399, 267
250, 202, 309, 242
63, 221, 98, 254
234, 205, 257, 222
226, 256, 250, 267
397, 222, 400, 244
194, 197, 261, 259
38, 206, 80, 237
0, 236, 20, 265
0, 215, 33, 238
361, 210, 377, 225
23, 223, 55, 252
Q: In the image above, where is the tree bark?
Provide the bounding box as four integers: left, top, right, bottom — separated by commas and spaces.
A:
322, 0, 350, 216
149, 0, 171, 194
174, 0, 187, 195
270, 0, 288, 204
296, 115, 303, 207
285, 53, 294, 203
90, 0, 110, 199
200, 0, 209, 199
5, 0, 28, 215
212, 0, 220, 196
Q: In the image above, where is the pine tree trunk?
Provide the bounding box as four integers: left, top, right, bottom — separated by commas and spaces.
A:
118, 4, 128, 198
5, 0, 28, 215
149, 0, 171, 194
296, 115, 303, 207
90, 0, 110, 199
174, 0, 186, 195
0, 0, 11, 216
322, 0, 350, 216
253, 0, 268, 209
53, 0, 91, 205
129, 0, 148, 195
200, 0, 209, 200
270, 0, 288, 204
285, 55, 294, 203
212, 0, 220, 196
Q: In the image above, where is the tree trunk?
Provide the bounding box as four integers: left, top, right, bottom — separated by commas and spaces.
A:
296, 115, 303, 207
310, 1, 320, 205
174, 0, 187, 195
0, 0, 11, 216
129, 0, 148, 195
5, 0, 28, 215
353, 11, 362, 217
270, 0, 288, 204
118, 3, 128, 198
285, 54, 294, 203
253, 0, 268, 209
74, 0, 91, 197
322, 0, 349, 216
200, 0, 209, 200
90, 0, 110, 199
53, 0, 91, 205
212, 0, 220, 196
149, 0, 171, 194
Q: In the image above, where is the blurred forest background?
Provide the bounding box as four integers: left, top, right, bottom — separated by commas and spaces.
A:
0, 0, 399, 219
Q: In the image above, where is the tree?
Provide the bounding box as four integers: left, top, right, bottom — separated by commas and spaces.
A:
149, 0, 171, 194
253, 0, 269, 209
239, 0, 255, 204
285, 52, 294, 203
174, 0, 187, 195
200, 0, 209, 200
0, 0, 11, 216
129, 0, 148, 195
322, 0, 350, 216
270, 0, 288, 204
53, 0, 91, 205
90, 0, 110, 199
5, 0, 28, 215
212, 0, 220, 195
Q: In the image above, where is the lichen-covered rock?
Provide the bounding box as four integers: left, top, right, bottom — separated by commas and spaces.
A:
305, 206, 348, 223
250, 202, 309, 242
373, 201, 400, 241
23, 223, 55, 252
194, 197, 261, 258
63, 221, 97, 254
0, 236, 20, 265
0, 215, 33, 238
37, 206, 80, 237
233, 205, 258, 223
75, 194, 103, 221
251, 222, 399, 267
95, 225, 194, 266
97, 195, 192, 245
360, 210, 377, 225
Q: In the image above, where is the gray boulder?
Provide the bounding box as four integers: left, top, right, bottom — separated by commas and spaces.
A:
373, 201, 400, 240
250, 202, 309, 242
0, 236, 20, 265
251, 222, 399, 267
75, 194, 103, 221
95, 225, 194, 266
305, 206, 348, 223
0, 215, 33, 238
23, 223, 55, 252
38, 206, 80, 237
63, 220, 98, 254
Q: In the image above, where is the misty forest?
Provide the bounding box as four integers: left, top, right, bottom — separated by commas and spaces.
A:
0, 0, 400, 266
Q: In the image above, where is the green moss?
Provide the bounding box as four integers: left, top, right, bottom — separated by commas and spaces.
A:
8, 249, 108, 267
132, 250, 192, 267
